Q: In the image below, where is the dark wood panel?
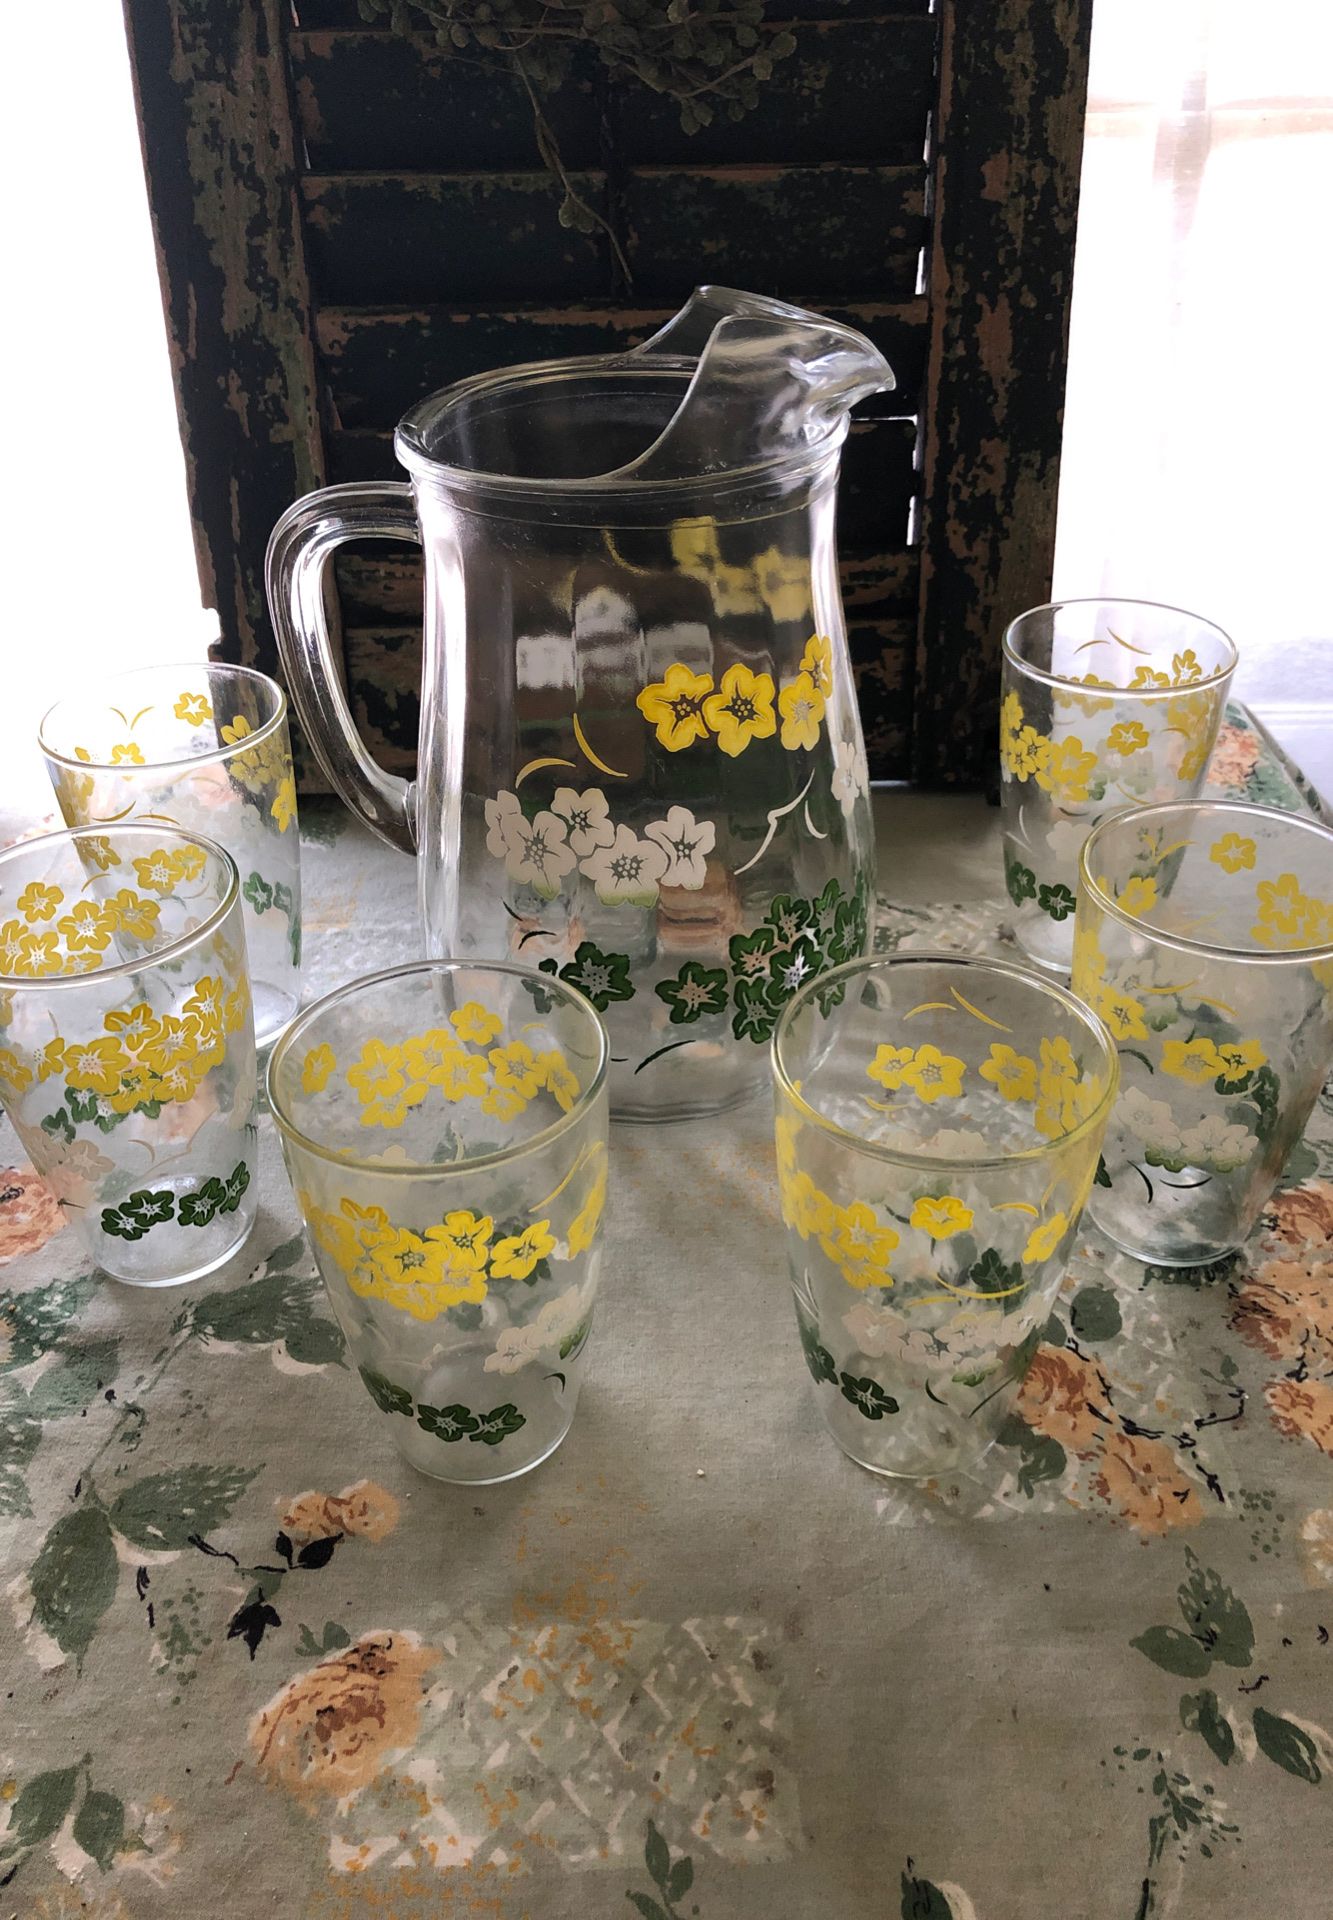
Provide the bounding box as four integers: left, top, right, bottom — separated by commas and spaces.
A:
912, 0, 1092, 784
314, 299, 927, 430
292, 17, 935, 172
325, 415, 917, 546
291, 0, 931, 27
851, 617, 914, 778
123, 0, 325, 675
623, 165, 925, 303
301, 173, 610, 305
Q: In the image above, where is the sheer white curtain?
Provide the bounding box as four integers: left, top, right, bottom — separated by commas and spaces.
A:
1055, 0, 1333, 793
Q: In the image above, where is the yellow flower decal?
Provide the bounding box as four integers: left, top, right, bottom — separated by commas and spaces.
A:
1171, 648, 1203, 684
183, 976, 227, 1042
225, 979, 250, 1034
1177, 740, 1209, 782
104, 1003, 163, 1053
781, 1168, 835, 1240
16, 881, 62, 923
1160, 1037, 1225, 1086
753, 546, 812, 623
1003, 724, 1050, 783
13, 931, 62, 978
1129, 664, 1170, 690
450, 1002, 503, 1047
133, 849, 185, 894
488, 1041, 543, 1100
64, 1036, 132, 1095
0, 921, 29, 973
272, 776, 298, 834
669, 518, 760, 616
57, 900, 115, 955
81, 837, 120, 873
36, 1038, 67, 1082
1210, 832, 1256, 874
489, 1220, 556, 1281
1215, 1039, 1265, 1084
1023, 1213, 1069, 1264
777, 671, 825, 752
437, 1050, 490, 1102
175, 691, 213, 725
401, 1029, 466, 1089
221, 715, 254, 747
110, 743, 144, 765
999, 690, 1024, 748
823, 1200, 898, 1288
867, 1043, 913, 1091
1089, 980, 1148, 1043
979, 1044, 1037, 1102
537, 1048, 581, 1113
1253, 872, 1310, 947
1116, 875, 1158, 918
702, 664, 777, 758
481, 1084, 527, 1123
798, 633, 833, 698
106, 889, 161, 941
110, 1063, 159, 1114
1034, 1035, 1081, 1140
176, 846, 207, 881
0, 1047, 33, 1096
636, 662, 715, 752
1035, 734, 1097, 805
902, 1045, 967, 1105
429, 1209, 494, 1265
1106, 720, 1150, 757
302, 1043, 337, 1094
909, 1194, 974, 1240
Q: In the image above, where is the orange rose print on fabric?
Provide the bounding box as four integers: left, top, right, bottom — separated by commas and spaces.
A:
1265, 1376, 1333, 1456
1015, 1344, 1111, 1454
1230, 1258, 1333, 1368
1091, 1432, 1204, 1536
0, 1166, 66, 1263
279, 1480, 400, 1545
250, 1631, 441, 1802
1266, 1181, 1333, 1252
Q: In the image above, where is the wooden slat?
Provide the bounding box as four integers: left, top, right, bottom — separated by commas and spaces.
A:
123, 0, 325, 674
313, 300, 927, 430
623, 165, 925, 303
324, 415, 917, 546
301, 173, 609, 305
851, 617, 914, 779
912, 0, 1092, 785
291, 0, 931, 27
291, 18, 935, 172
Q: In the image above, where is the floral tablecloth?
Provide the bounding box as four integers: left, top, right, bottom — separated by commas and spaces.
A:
2, 708, 1331, 1920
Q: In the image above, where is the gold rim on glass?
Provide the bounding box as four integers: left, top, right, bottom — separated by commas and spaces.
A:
1002, 596, 1238, 697
1080, 798, 1333, 966
0, 823, 240, 991
39, 661, 289, 775
771, 949, 1119, 1173
266, 958, 610, 1179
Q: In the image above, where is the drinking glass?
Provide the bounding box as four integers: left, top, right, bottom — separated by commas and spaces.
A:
1001, 599, 1237, 972
771, 953, 1117, 1478
268, 960, 610, 1484
1073, 799, 1333, 1265
40, 662, 301, 1045
0, 824, 259, 1285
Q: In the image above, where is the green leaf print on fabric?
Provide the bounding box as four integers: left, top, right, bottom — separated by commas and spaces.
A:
1252, 1707, 1322, 1784
29, 1506, 118, 1667
626, 1817, 697, 1919
901, 1864, 955, 1919
23, 1337, 121, 1420
0, 1413, 41, 1518
994, 1413, 1067, 1498
188, 1263, 344, 1368
0, 1272, 97, 1370
1180, 1690, 1237, 1767
1176, 1551, 1254, 1668
108, 1465, 260, 1553
0, 1763, 80, 1874
1070, 1284, 1123, 1342
1131, 1626, 1215, 1679
72, 1786, 126, 1871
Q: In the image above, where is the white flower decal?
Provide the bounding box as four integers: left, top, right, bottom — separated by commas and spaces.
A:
580, 823, 668, 906
485, 789, 523, 860
842, 1298, 899, 1357
483, 1283, 591, 1374
1044, 818, 1093, 865
551, 786, 616, 860
830, 735, 870, 818
1179, 1113, 1257, 1172
643, 805, 717, 890
500, 809, 576, 898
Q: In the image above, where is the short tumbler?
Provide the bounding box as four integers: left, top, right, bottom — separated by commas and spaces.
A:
1073, 799, 1333, 1265
41, 661, 301, 1045
0, 824, 259, 1284
1001, 599, 1236, 972
772, 953, 1117, 1478
268, 960, 610, 1484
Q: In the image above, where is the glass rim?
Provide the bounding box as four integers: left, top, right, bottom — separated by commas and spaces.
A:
771, 949, 1120, 1172
1079, 798, 1333, 964
0, 822, 240, 991
1002, 596, 1238, 696
266, 958, 611, 1179
39, 661, 288, 774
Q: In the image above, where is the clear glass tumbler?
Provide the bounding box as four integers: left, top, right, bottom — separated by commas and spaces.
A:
40, 662, 301, 1045
267, 960, 610, 1485
771, 953, 1117, 1478
1073, 799, 1333, 1265
0, 824, 259, 1285
1001, 599, 1236, 972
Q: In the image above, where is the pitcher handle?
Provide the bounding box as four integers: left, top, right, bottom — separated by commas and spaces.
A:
266, 483, 420, 855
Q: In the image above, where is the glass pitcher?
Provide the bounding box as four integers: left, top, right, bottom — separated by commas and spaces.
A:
268, 287, 891, 1120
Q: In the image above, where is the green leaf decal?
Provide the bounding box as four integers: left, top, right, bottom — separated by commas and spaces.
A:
1130, 1625, 1213, 1678
109, 1465, 259, 1552
644, 1819, 671, 1888
178, 1178, 227, 1228
1176, 1552, 1254, 1667
360, 1366, 414, 1417
1069, 1284, 1122, 1342
100, 1188, 174, 1242
220, 1160, 251, 1213
73, 1787, 126, 1871
416, 1401, 476, 1442
838, 1372, 898, 1420
30, 1506, 118, 1666
470, 1403, 526, 1446
1180, 1689, 1236, 1766
242, 871, 274, 913
1252, 1707, 1322, 1784
0, 1764, 80, 1869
